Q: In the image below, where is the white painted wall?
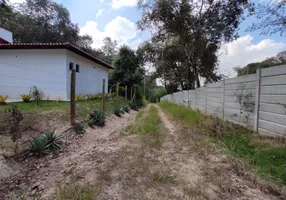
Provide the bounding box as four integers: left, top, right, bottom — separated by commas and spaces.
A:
0, 49, 67, 102
0, 28, 13, 43
161, 65, 286, 137
66, 51, 108, 99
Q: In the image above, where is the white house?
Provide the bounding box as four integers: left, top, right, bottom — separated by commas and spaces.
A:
0, 28, 112, 102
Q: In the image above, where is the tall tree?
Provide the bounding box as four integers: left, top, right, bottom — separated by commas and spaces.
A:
110, 45, 144, 90
247, 0, 286, 36
138, 0, 249, 89
102, 37, 117, 64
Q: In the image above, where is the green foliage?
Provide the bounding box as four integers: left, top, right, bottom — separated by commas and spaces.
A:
28, 130, 62, 156
20, 94, 31, 103
0, 95, 8, 105
159, 101, 286, 186
73, 122, 85, 134
234, 51, 286, 76
110, 46, 144, 88
126, 106, 164, 148
54, 184, 99, 200
123, 105, 130, 113
30, 86, 44, 106
129, 101, 139, 111
88, 109, 105, 127
120, 107, 125, 114
113, 106, 121, 117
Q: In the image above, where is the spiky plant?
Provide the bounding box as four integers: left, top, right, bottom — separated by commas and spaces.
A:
123, 105, 130, 113
88, 109, 105, 127
28, 136, 49, 156
73, 122, 85, 134
113, 106, 121, 117
42, 130, 63, 151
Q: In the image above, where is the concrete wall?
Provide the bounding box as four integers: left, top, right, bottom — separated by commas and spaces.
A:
161, 65, 286, 137
66, 51, 108, 99
0, 49, 68, 101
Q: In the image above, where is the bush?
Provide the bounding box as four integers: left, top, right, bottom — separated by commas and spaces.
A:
123, 105, 130, 113
129, 101, 139, 111
20, 94, 31, 103
120, 107, 125, 114
0, 95, 8, 105
73, 122, 85, 134
114, 106, 121, 117
30, 86, 44, 106
88, 109, 105, 127
28, 130, 62, 156
76, 94, 85, 101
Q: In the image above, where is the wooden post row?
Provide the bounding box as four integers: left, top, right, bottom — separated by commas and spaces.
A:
116, 82, 119, 105
102, 79, 105, 112
70, 69, 76, 125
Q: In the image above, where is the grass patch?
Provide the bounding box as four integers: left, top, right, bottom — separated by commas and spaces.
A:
0, 98, 128, 120
158, 101, 286, 186
159, 101, 198, 126
54, 184, 99, 200
125, 106, 164, 148
151, 171, 175, 183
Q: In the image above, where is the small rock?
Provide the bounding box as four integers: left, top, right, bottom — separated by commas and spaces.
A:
30, 189, 37, 196
39, 184, 44, 191
31, 182, 40, 189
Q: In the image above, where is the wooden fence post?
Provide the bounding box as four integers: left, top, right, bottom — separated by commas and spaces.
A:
131, 87, 133, 102
125, 86, 127, 102
133, 87, 136, 101
254, 68, 261, 132
221, 80, 225, 119
205, 85, 208, 114
102, 79, 105, 112
70, 69, 76, 125
116, 82, 119, 105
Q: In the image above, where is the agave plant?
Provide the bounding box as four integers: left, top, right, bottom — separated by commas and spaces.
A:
123, 105, 130, 113
0, 95, 8, 105
28, 136, 49, 156
88, 109, 105, 127
27, 130, 63, 156
42, 130, 63, 151
20, 94, 31, 103
113, 106, 121, 117
73, 122, 85, 134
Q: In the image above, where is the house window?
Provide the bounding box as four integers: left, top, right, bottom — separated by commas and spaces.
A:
76, 64, 80, 73
69, 62, 74, 70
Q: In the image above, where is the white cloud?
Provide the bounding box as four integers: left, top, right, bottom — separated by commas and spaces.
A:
111, 0, 137, 9
96, 9, 104, 18
218, 35, 285, 78
80, 16, 139, 49
8, 0, 25, 3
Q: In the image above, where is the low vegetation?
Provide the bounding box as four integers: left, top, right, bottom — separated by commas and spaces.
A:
0, 95, 8, 105
20, 94, 31, 103
28, 130, 63, 156
125, 106, 164, 148
88, 109, 105, 127
54, 184, 99, 200
159, 101, 286, 186
73, 122, 86, 134
113, 106, 121, 117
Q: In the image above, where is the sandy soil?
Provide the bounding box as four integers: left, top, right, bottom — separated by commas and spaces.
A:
0, 105, 284, 200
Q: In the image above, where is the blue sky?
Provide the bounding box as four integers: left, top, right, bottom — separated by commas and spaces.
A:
10, 0, 286, 77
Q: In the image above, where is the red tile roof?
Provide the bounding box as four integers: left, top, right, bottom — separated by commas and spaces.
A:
0, 42, 113, 69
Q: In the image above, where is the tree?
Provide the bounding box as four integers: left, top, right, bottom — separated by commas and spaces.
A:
247, 0, 286, 36
110, 45, 144, 98
101, 37, 117, 64
234, 51, 286, 76
138, 0, 249, 89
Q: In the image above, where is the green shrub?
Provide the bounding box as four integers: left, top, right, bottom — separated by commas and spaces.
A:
28, 137, 49, 156
30, 86, 44, 106
28, 130, 63, 156
76, 94, 85, 101
120, 107, 125, 114
129, 101, 139, 111
123, 105, 130, 113
73, 122, 85, 134
113, 106, 121, 117
88, 109, 105, 127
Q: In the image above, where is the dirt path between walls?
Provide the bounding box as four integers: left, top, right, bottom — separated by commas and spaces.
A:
0, 104, 283, 200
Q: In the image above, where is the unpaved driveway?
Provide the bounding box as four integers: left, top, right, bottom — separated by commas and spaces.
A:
0, 105, 283, 200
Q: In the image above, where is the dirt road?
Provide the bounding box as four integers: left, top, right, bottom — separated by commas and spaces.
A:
0, 105, 282, 199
